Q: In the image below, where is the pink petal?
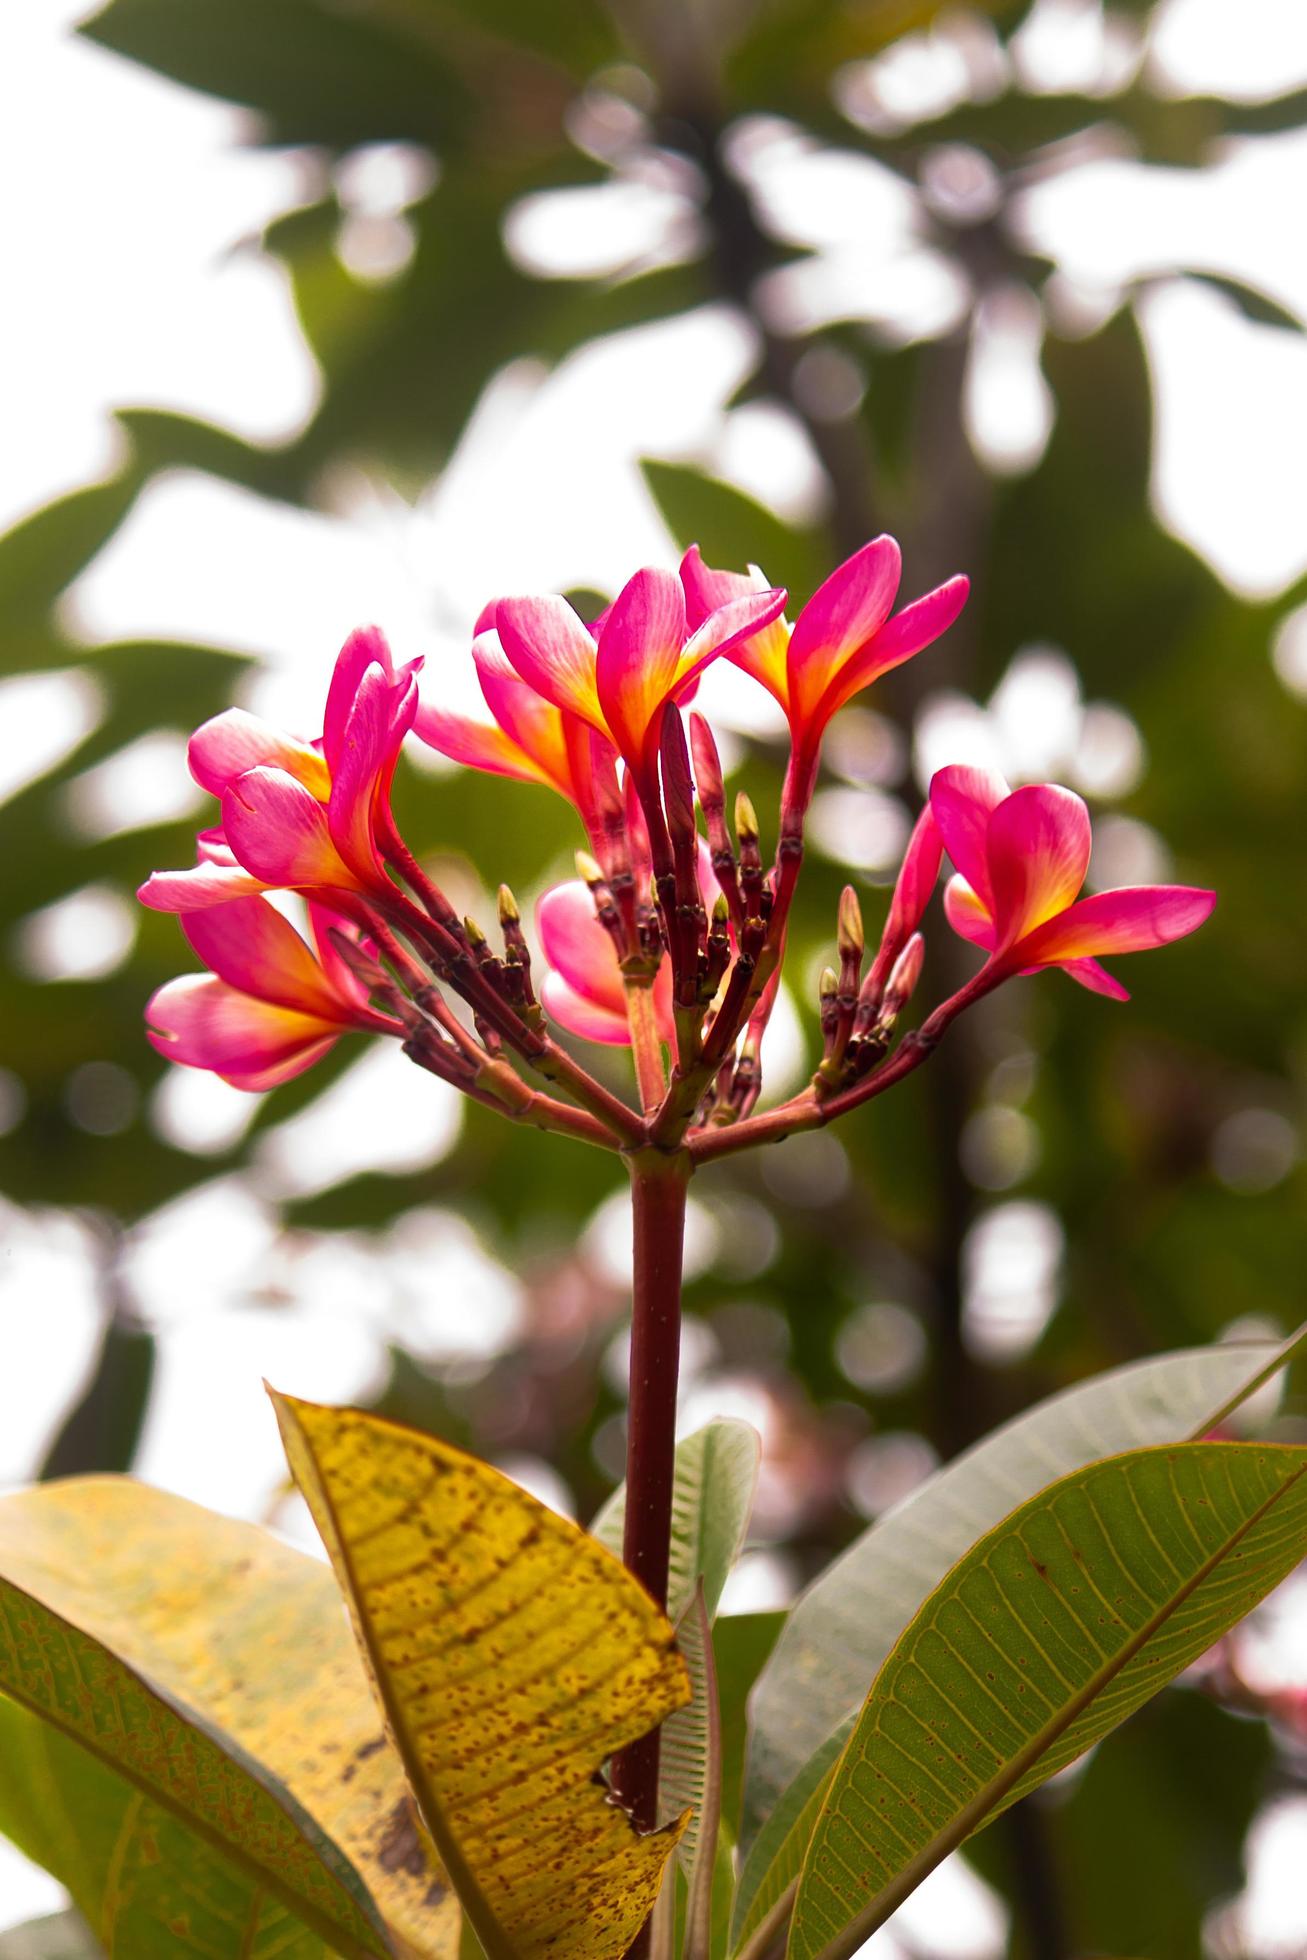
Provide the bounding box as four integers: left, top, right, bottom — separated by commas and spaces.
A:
536, 881, 627, 1018
539, 971, 633, 1046
497, 595, 603, 727
942, 874, 996, 949
563, 717, 622, 851
189, 709, 329, 801
473, 598, 500, 634
196, 826, 239, 863
412, 700, 550, 787
886, 805, 944, 945
985, 785, 1091, 948
308, 902, 382, 1012
472, 633, 573, 790
929, 765, 1009, 902
181, 896, 343, 1017
327, 664, 418, 885
674, 586, 789, 705
594, 567, 687, 774
322, 626, 393, 774
222, 768, 352, 890
813, 575, 970, 727
145, 973, 340, 1089
1018, 885, 1218, 967
1062, 957, 1131, 1001
138, 859, 268, 912
680, 544, 753, 626
787, 536, 901, 721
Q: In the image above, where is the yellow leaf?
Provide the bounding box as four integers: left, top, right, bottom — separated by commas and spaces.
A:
0, 1477, 459, 1959
272, 1392, 692, 1960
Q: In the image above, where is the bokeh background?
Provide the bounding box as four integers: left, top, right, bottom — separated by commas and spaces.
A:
3, 0, 1307, 1951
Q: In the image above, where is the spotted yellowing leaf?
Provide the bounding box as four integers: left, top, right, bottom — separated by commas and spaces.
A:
0, 1476, 457, 1957
272, 1391, 692, 1960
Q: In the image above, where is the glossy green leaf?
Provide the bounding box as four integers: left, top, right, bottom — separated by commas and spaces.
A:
744, 1341, 1288, 1836
789, 1442, 1307, 1960
729, 1728, 848, 1960
1035, 1690, 1271, 1959
591, 1416, 761, 1624
0, 1477, 458, 1957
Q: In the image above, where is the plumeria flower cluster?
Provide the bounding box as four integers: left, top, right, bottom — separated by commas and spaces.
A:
140, 537, 1215, 1163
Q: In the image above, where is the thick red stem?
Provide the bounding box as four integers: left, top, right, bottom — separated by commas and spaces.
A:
611, 1149, 691, 1841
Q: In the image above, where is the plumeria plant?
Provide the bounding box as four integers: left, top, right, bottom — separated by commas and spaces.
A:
1, 536, 1304, 1960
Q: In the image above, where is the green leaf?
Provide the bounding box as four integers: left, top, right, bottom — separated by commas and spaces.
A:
714, 1613, 784, 1844
39, 1317, 154, 1479
0, 1915, 100, 1960
729, 1728, 848, 1960
272, 1391, 691, 1960
744, 1340, 1289, 1837
1173, 271, 1303, 334
1032, 1690, 1271, 1959
789, 1442, 1307, 1960
0, 1477, 458, 1957
0, 478, 138, 637
81, 0, 473, 149
660, 1586, 721, 1956
591, 1417, 761, 1623
0, 1701, 333, 1959
640, 462, 829, 608
0, 1590, 386, 1958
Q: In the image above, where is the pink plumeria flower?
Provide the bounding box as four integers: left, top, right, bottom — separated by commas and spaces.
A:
681, 538, 969, 821
930, 765, 1216, 1000
138, 627, 419, 913
145, 897, 402, 1090
536, 843, 724, 1047
416, 618, 620, 859
487, 567, 786, 807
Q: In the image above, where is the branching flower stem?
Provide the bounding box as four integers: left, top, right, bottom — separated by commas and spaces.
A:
688, 979, 988, 1165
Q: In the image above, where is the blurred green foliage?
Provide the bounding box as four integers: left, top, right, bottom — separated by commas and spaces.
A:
2, 0, 1305, 1950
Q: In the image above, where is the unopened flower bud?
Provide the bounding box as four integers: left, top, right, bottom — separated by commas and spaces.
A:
575, 850, 604, 887
689, 713, 725, 819
712, 892, 730, 928
735, 792, 759, 847
463, 915, 486, 948
837, 885, 864, 962
497, 884, 520, 926
819, 965, 839, 1048
660, 703, 697, 851
882, 932, 924, 1022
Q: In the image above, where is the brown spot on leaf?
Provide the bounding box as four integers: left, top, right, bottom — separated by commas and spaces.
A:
378, 1797, 428, 1881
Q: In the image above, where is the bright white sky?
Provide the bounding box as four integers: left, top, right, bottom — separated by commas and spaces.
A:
1, 0, 1306, 1941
